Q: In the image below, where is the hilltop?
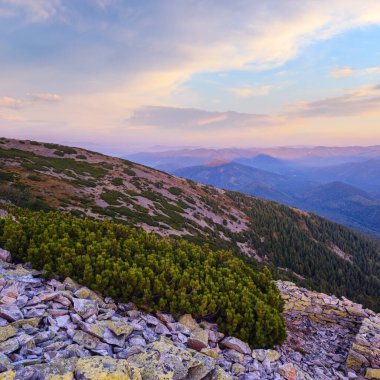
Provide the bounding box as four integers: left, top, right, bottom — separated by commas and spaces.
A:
0, 137, 380, 311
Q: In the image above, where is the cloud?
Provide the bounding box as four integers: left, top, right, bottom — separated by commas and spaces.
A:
0, 0, 62, 22
289, 87, 380, 118
29, 93, 63, 102
0, 96, 24, 109
126, 106, 277, 131
330, 67, 353, 78
229, 85, 273, 97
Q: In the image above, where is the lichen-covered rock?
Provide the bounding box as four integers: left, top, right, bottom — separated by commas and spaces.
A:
0, 370, 15, 380
187, 328, 209, 351
366, 368, 380, 379
179, 314, 199, 331
74, 356, 141, 380
0, 326, 16, 343
209, 366, 233, 380
127, 338, 215, 380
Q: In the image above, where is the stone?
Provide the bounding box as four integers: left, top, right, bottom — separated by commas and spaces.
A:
231, 362, 245, 376
0, 337, 19, 354
56, 315, 71, 328
265, 349, 281, 362
278, 363, 296, 380
187, 328, 209, 351
0, 370, 15, 379
155, 322, 170, 335
29, 358, 78, 378
220, 336, 251, 354
0, 327, 16, 343
179, 314, 199, 331
127, 339, 215, 380
72, 298, 98, 319
72, 330, 102, 350
0, 305, 22, 322
40, 292, 59, 302
366, 368, 380, 379
201, 348, 219, 359
156, 311, 174, 324
209, 366, 233, 380
74, 356, 141, 380
63, 278, 80, 291
0, 249, 11, 263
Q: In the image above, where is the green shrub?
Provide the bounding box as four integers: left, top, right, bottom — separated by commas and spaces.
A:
111, 177, 124, 186
123, 167, 136, 176
168, 186, 183, 196
0, 208, 286, 348
27, 175, 43, 182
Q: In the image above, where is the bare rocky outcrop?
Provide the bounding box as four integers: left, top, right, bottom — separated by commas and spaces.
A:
278, 281, 380, 380
0, 249, 378, 379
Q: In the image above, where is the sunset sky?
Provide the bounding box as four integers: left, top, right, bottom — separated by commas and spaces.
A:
1, 0, 380, 153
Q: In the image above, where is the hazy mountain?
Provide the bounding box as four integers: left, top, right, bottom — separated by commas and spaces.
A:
173, 161, 314, 203
298, 182, 380, 236
307, 159, 380, 192
173, 161, 380, 237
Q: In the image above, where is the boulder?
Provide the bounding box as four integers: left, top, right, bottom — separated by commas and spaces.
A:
278, 363, 296, 380
179, 314, 199, 331
0, 249, 11, 263
127, 338, 215, 380
366, 368, 380, 379
72, 299, 98, 319
187, 329, 209, 351
0, 326, 16, 343
220, 337, 251, 354
74, 356, 141, 380
0, 305, 23, 322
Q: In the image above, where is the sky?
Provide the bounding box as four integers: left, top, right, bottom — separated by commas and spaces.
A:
0, 0, 380, 153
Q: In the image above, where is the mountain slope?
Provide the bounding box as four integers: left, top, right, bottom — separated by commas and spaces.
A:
1, 137, 380, 310
173, 161, 313, 202
173, 161, 380, 237
298, 181, 380, 236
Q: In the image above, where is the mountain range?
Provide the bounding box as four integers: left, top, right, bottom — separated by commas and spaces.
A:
125, 147, 380, 238
1, 137, 380, 311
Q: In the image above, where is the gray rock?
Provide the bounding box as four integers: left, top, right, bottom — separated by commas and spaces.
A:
221, 336, 251, 354
0, 249, 11, 263
0, 304, 23, 322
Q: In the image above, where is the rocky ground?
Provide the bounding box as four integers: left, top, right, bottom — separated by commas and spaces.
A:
0, 248, 378, 379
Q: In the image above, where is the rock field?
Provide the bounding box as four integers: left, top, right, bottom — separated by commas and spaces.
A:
0, 248, 378, 379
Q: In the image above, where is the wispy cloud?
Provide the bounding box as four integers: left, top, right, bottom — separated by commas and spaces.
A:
330, 67, 353, 78
29, 93, 63, 102
126, 106, 276, 131
289, 86, 380, 118
0, 0, 62, 22
229, 85, 273, 97
0, 96, 24, 109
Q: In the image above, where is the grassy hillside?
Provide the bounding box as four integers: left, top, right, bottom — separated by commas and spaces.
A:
1, 137, 379, 310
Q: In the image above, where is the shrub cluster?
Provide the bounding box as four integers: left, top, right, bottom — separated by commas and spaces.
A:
0, 208, 286, 347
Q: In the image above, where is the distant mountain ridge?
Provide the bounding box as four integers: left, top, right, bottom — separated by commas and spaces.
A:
127, 146, 380, 237
173, 161, 380, 237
